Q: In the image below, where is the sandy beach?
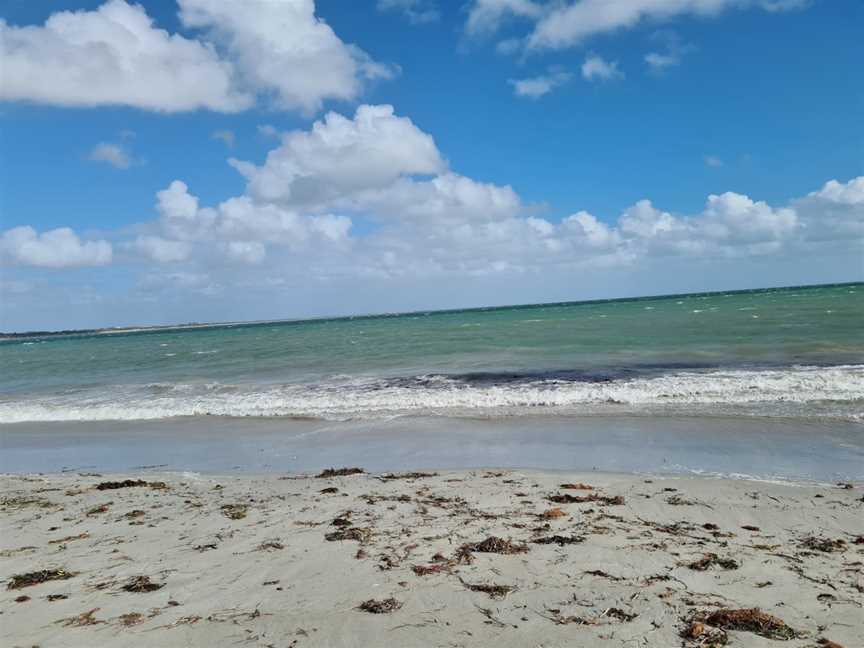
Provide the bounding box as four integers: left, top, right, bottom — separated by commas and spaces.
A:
2, 469, 861, 647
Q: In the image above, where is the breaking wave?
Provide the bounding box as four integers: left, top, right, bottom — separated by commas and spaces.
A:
1, 364, 862, 423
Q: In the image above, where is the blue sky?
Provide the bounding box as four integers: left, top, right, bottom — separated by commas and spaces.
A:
1, 0, 862, 330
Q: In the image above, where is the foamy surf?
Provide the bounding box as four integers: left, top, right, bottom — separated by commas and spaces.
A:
1, 364, 861, 423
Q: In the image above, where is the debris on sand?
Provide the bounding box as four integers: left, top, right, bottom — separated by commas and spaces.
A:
604, 607, 637, 622
48, 532, 90, 545
257, 541, 284, 551
538, 507, 567, 519
379, 472, 438, 480
741, 524, 760, 531
817, 639, 846, 648
0, 495, 55, 509
800, 536, 846, 553
7, 569, 77, 590
87, 503, 111, 515
14, 595, 30, 602
681, 620, 728, 646
460, 580, 515, 599
357, 597, 402, 613
118, 612, 146, 627
47, 593, 69, 601
666, 495, 697, 506
456, 536, 529, 561
560, 483, 593, 490
412, 563, 453, 576
330, 515, 352, 528
58, 608, 104, 627
532, 534, 585, 546
317, 467, 365, 478
324, 527, 372, 543
95, 479, 167, 491
686, 553, 740, 571
220, 504, 248, 520
547, 493, 625, 506
319, 487, 339, 494
700, 608, 798, 640
122, 576, 164, 593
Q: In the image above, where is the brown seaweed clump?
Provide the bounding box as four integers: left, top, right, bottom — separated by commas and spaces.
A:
457, 536, 529, 562
532, 534, 585, 546
325, 527, 372, 543
547, 493, 625, 506
357, 597, 402, 613
122, 576, 164, 593
220, 504, 248, 520
560, 483, 593, 490
800, 536, 846, 553
379, 472, 438, 480
461, 580, 515, 599
703, 608, 797, 640
317, 467, 365, 478
681, 620, 728, 647
7, 569, 77, 590
686, 553, 739, 571
539, 507, 567, 519
95, 479, 167, 490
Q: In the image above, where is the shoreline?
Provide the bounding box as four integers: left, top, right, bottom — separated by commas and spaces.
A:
2, 468, 861, 647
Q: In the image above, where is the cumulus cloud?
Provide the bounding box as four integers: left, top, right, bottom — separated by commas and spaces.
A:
581, 55, 623, 81
377, 0, 440, 24
178, 0, 397, 114
87, 142, 132, 169
230, 104, 445, 206
131, 236, 191, 263
1, 0, 392, 114
0, 226, 112, 268
704, 155, 724, 168
508, 69, 572, 98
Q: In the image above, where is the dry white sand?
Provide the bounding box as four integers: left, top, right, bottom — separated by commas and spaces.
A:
1, 470, 862, 647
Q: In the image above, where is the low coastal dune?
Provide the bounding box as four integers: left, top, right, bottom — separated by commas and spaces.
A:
1, 470, 862, 647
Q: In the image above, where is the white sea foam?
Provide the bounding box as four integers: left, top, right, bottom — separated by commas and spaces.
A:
0, 365, 862, 424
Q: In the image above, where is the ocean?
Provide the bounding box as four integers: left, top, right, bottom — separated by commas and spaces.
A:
1, 282, 862, 425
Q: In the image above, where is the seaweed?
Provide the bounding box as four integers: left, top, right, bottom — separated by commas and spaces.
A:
317, 467, 365, 478
319, 487, 339, 494
687, 553, 740, 571
95, 480, 167, 490
15, 595, 30, 602
538, 507, 567, 519
560, 483, 593, 490
681, 620, 728, 646
58, 608, 104, 627
7, 569, 77, 590
703, 608, 798, 640
800, 536, 846, 553
122, 576, 164, 593
460, 579, 514, 599
220, 504, 248, 520
604, 607, 637, 622
379, 472, 438, 480
456, 536, 529, 559
47, 593, 69, 601
257, 540, 284, 551
547, 493, 624, 506
48, 532, 90, 545
325, 527, 372, 543
532, 534, 585, 546
357, 597, 402, 613
118, 612, 146, 627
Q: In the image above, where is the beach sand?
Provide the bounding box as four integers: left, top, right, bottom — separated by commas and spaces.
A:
1, 470, 862, 647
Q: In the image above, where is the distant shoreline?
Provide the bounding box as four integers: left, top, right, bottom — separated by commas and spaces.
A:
2, 280, 859, 341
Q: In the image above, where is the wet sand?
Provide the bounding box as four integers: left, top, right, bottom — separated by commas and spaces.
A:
1, 469, 862, 647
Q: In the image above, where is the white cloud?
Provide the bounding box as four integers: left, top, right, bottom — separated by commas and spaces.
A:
581, 55, 623, 81
178, 0, 397, 114
132, 236, 191, 263
377, 0, 440, 24
87, 142, 132, 169
704, 155, 724, 168
465, 0, 543, 36
0, 0, 249, 112
1, 0, 393, 115
644, 30, 693, 71
508, 69, 572, 98
211, 130, 235, 148
527, 0, 808, 50
257, 124, 279, 138
230, 104, 445, 206
0, 226, 112, 268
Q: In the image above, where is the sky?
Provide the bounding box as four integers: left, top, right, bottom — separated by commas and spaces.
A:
0, 0, 862, 331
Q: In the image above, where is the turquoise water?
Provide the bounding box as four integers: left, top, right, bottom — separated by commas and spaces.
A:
1, 283, 862, 423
